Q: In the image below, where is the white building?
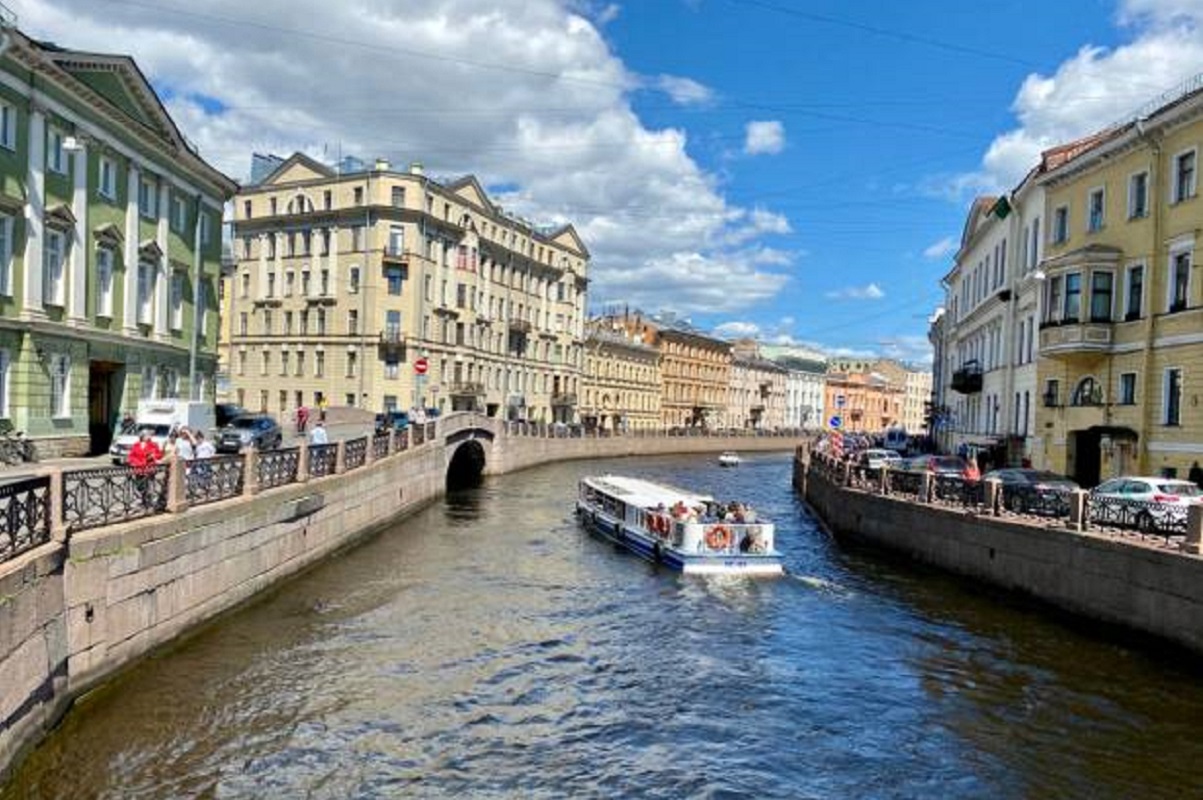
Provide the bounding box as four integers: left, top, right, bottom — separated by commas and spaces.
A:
761, 344, 827, 430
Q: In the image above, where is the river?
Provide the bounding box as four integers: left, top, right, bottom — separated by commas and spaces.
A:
5, 452, 1203, 799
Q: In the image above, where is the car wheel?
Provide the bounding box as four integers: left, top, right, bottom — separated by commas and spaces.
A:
1136, 510, 1156, 534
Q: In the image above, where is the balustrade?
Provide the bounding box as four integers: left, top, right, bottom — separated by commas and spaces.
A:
0, 475, 52, 562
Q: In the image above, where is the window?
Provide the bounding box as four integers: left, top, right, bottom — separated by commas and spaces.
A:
1129, 171, 1148, 219
295, 351, 304, 377
1064, 272, 1081, 322
1125, 265, 1144, 321
163, 368, 180, 399
284, 270, 295, 297
347, 309, 358, 334
200, 212, 212, 245
1170, 251, 1190, 312
388, 225, 404, 256
349, 266, 360, 293
98, 156, 116, 200
239, 311, 248, 336
43, 230, 65, 307
316, 307, 326, 335
49, 354, 70, 418
141, 365, 157, 399
323, 190, 332, 210
47, 128, 66, 174
1089, 271, 1113, 322
0, 214, 12, 296
301, 270, 311, 296
1044, 379, 1060, 408
387, 267, 404, 296
391, 186, 405, 207
171, 195, 186, 233
385, 309, 401, 339
138, 177, 157, 219
315, 351, 325, 378
284, 310, 293, 335
1119, 373, 1137, 405
241, 272, 250, 299
270, 197, 277, 215
262, 309, 273, 335
1165, 368, 1183, 426
137, 263, 154, 324
351, 226, 364, 251
1087, 188, 1104, 232
1053, 206, 1069, 244
320, 269, 330, 296
1072, 377, 1101, 407
0, 102, 14, 150
1174, 150, 1196, 203
346, 350, 357, 378
170, 272, 184, 330
237, 351, 246, 377
243, 200, 252, 219
261, 351, 270, 376
96, 248, 114, 317
353, 186, 364, 206
281, 350, 290, 376
300, 309, 308, 334
266, 271, 276, 298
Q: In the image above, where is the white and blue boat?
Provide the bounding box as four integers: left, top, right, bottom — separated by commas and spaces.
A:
576, 475, 783, 576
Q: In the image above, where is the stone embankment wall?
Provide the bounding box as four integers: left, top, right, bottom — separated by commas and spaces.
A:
798, 453, 1203, 654
1, 425, 801, 781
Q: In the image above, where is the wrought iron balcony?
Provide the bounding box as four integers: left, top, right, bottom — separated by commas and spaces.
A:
449, 382, 486, 397
382, 244, 409, 263
378, 327, 406, 349
508, 318, 532, 333
552, 392, 577, 407
950, 361, 983, 394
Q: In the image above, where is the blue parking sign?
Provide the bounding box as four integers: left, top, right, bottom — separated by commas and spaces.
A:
828, 415, 843, 429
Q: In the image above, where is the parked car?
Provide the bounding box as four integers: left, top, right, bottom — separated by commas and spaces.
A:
1089, 476, 1203, 533
858, 449, 903, 470
899, 454, 970, 477
216, 415, 283, 453
374, 410, 410, 435
984, 468, 1079, 514
215, 403, 247, 428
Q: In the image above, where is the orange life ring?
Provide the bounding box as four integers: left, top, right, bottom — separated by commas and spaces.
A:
705, 525, 732, 550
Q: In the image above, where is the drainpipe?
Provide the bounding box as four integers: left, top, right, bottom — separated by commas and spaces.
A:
188, 193, 204, 399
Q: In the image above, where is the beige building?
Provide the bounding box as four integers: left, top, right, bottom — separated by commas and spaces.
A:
581, 315, 661, 432
903, 368, 933, 436
655, 322, 732, 428
826, 357, 930, 435
226, 153, 588, 421
728, 339, 788, 429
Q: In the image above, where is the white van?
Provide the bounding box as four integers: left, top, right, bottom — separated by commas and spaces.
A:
109, 400, 216, 464
884, 428, 908, 453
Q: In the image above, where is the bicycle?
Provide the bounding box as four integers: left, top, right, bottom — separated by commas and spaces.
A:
0, 420, 38, 465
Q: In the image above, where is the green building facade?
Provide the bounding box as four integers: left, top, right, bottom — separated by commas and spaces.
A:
0, 30, 237, 455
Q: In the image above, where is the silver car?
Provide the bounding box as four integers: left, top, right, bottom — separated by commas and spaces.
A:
1089, 476, 1203, 533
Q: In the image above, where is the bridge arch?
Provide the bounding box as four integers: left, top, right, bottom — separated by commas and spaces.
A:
445, 428, 493, 490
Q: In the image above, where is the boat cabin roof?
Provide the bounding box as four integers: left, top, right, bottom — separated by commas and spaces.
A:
581, 475, 713, 510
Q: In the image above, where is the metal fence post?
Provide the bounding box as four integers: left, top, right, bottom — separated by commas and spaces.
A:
243, 448, 259, 496
165, 457, 188, 513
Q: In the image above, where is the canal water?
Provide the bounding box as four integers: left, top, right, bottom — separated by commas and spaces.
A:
6, 453, 1203, 799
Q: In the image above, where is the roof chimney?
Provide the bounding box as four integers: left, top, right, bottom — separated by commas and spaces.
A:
374, 157, 391, 171
409, 162, 424, 176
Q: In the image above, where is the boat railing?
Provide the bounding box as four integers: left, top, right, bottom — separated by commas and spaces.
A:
678, 521, 774, 555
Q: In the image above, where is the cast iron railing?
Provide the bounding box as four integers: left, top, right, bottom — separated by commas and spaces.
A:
344, 437, 368, 470
372, 432, 391, 460
393, 429, 409, 452
309, 444, 337, 478
257, 448, 300, 491
185, 455, 245, 506
0, 474, 51, 562
1087, 495, 1187, 536
1000, 485, 1073, 517
63, 464, 168, 532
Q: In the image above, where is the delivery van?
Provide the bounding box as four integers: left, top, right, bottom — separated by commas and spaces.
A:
109, 400, 217, 464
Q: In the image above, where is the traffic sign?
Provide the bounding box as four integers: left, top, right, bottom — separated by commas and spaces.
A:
835, 394, 846, 409
828, 415, 843, 429
414, 357, 429, 375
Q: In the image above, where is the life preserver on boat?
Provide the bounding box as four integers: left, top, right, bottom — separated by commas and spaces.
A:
705, 525, 732, 550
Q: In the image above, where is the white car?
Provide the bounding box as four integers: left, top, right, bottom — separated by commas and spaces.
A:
858, 449, 903, 470
1089, 476, 1203, 533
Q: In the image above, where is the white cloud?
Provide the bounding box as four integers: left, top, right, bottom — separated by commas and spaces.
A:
825, 283, 886, 300
938, 4, 1203, 199
713, 321, 761, 339
922, 236, 957, 259
19, 0, 792, 316
743, 120, 785, 155
654, 74, 714, 106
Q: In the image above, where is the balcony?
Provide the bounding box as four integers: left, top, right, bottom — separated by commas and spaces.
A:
378, 327, 406, 352
448, 382, 486, 397
552, 392, 577, 407
508, 318, 533, 334
382, 245, 409, 264
1038, 320, 1113, 359
950, 361, 983, 394
305, 291, 336, 305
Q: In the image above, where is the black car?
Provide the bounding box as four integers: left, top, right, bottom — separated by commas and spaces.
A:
983, 468, 1079, 514
374, 410, 410, 435
216, 403, 247, 428
216, 415, 283, 453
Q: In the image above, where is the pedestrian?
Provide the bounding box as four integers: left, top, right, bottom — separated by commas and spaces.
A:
194, 431, 216, 459
296, 405, 309, 434
318, 397, 328, 422
964, 456, 981, 483
1190, 461, 1203, 489
163, 430, 179, 462
176, 427, 196, 463
309, 420, 329, 445
127, 429, 164, 508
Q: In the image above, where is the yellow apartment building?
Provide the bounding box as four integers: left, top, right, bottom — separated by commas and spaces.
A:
227, 154, 588, 422
655, 323, 732, 428
581, 315, 662, 431
1036, 85, 1203, 484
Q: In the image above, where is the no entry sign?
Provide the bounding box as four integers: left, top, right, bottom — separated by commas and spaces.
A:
414, 357, 429, 375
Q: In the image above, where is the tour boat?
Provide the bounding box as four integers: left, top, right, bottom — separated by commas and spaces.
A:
575, 475, 783, 576
718, 451, 741, 467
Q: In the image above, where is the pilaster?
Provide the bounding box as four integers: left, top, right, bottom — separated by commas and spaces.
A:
68, 140, 88, 323
22, 107, 46, 317
123, 162, 140, 333
154, 180, 169, 338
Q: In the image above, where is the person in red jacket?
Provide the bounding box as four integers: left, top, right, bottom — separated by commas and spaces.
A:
127, 430, 163, 507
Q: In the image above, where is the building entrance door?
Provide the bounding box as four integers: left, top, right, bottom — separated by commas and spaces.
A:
88, 361, 122, 456
1069, 429, 1102, 488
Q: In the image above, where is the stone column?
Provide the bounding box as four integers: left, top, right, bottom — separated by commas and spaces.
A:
921, 471, 933, 504
879, 466, 889, 495
1068, 489, 1088, 531
123, 161, 141, 332
364, 434, 376, 465
22, 107, 46, 316
297, 439, 310, 483
242, 448, 259, 496
68, 138, 88, 323
1184, 506, 1203, 555
985, 478, 1002, 516
48, 467, 66, 542
334, 440, 346, 474
165, 457, 187, 513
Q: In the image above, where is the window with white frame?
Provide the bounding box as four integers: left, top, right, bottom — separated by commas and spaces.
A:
1089, 270, 1113, 322
1169, 250, 1190, 312
163, 368, 180, 399
96, 247, 114, 317
197, 280, 207, 337
1087, 187, 1105, 232
138, 176, 157, 219
98, 156, 117, 200
171, 195, 186, 233
1053, 206, 1069, 244
1128, 171, 1148, 219
0, 102, 15, 150
1125, 264, 1143, 320
170, 272, 184, 330
43, 229, 66, 307
47, 128, 66, 174
50, 354, 70, 417
1119, 372, 1137, 405
1164, 367, 1183, 426
1173, 150, 1196, 204
346, 349, 357, 378
0, 349, 9, 417
137, 262, 154, 324
200, 210, 212, 245
0, 214, 12, 297
140, 365, 156, 399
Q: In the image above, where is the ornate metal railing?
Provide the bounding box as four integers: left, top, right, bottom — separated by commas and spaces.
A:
344, 437, 368, 470
63, 465, 168, 532
412, 425, 426, 447
0, 475, 51, 562
256, 448, 300, 491
1000, 485, 1072, 518
425, 422, 437, 441
1087, 495, 1187, 536
185, 456, 245, 506
308, 444, 337, 478
887, 469, 923, 497
372, 432, 391, 460
932, 474, 985, 508
394, 429, 409, 452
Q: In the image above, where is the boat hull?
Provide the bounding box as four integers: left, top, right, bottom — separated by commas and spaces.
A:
576, 501, 783, 577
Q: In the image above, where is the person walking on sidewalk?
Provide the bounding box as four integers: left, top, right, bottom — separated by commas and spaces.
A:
309, 421, 329, 446
318, 397, 328, 422
296, 405, 309, 435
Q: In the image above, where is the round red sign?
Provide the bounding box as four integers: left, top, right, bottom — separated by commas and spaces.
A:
414, 357, 429, 375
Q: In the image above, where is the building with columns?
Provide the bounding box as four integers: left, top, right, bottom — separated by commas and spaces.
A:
0, 28, 235, 455
227, 153, 588, 422
581, 315, 661, 432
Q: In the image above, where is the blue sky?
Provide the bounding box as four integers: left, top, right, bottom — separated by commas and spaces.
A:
22, 0, 1203, 364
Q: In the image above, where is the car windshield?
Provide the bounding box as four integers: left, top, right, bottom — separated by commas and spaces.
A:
230, 417, 260, 429
933, 457, 963, 470
1159, 482, 1203, 497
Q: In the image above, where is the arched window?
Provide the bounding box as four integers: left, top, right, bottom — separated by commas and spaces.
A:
1071, 376, 1102, 407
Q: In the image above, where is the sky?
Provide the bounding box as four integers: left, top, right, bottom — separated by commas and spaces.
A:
17, 0, 1203, 365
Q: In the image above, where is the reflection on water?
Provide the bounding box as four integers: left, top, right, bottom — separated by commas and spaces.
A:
6, 453, 1203, 799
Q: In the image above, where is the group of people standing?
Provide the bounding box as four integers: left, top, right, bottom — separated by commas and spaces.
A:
294, 398, 329, 435
127, 426, 217, 472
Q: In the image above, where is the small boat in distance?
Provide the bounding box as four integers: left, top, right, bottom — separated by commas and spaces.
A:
576, 475, 783, 576
718, 451, 741, 467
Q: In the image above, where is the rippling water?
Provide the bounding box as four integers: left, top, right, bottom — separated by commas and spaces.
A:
7, 453, 1203, 799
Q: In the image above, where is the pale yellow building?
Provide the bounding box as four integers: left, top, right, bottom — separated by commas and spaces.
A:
655, 322, 731, 428
581, 316, 661, 431
728, 339, 788, 429
228, 154, 588, 421
1036, 84, 1203, 484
